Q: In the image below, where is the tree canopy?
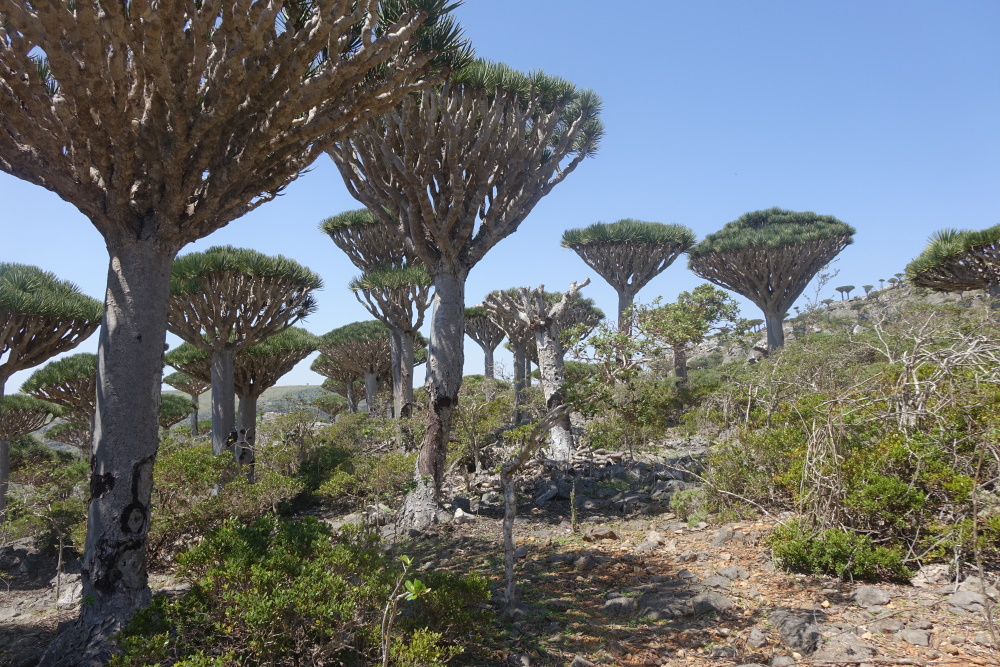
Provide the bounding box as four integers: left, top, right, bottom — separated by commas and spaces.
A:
906, 224, 1000, 296
21, 352, 98, 422
158, 394, 197, 430
0, 393, 63, 441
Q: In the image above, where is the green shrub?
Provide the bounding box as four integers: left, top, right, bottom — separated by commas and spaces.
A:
770, 521, 911, 582
112, 515, 490, 667
670, 488, 707, 526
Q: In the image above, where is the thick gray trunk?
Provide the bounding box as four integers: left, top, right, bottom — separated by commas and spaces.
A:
524, 357, 531, 387
346, 383, 357, 413
390, 327, 403, 418
399, 270, 465, 530
483, 346, 495, 380
672, 345, 688, 386
211, 349, 235, 455
188, 393, 199, 437
512, 343, 526, 424
41, 239, 175, 664
501, 470, 518, 608
399, 333, 415, 418
238, 393, 258, 483
364, 372, 379, 414
533, 327, 573, 463
616, 289, 633, 332
764, 309, 786, 351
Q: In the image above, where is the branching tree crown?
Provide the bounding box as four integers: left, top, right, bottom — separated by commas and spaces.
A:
163, 372, 209, 399
906, 224, 1000, 299
21, 352, 98, 423
561, 220, 695, 327
163, 345, 212, 386
349, 264, 433, 334
158, 394, 196, 430
321, 208, 417, 271
234, 327, 318, 401
0, 263, 102, 388
688, 207, 854, 350
0, 393, 63, 441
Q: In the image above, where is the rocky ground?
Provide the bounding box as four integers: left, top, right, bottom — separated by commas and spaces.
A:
2, 437, 998, 667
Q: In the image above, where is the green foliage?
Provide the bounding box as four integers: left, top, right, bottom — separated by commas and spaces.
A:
0, 395, 63, 440
112, 515, 489, 666
770, 521, 911, 582
244, 326, 318, 356
319, 320, 392, 347
639, 284, 744, 351
159, 393, 196, 429
320, 207, 384, 233
0, 263, 103, 321
317, 449, 416, 507
313, 392, 349, 417
906, 223, 1000, 283
451, 375, 514, 471
670, 489, 707, 527
171, 245, 322, 297
4, 456, 88, 552
562, 219, 696, 249
10, 433, 69, 467
20, 352, 96, 393
351, 264, 432, 291
688, 207, 855, 256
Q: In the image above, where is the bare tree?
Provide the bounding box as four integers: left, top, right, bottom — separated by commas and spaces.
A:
168, 246, 320, 454
350, 264, 432, 418
465, 307, 506, 379
689, 208, 855, 351
163, 372, 210, 437
328, 59, 603, 528
484, 280, 590, 462
0, 394, 63, 517
0, 3, 465, 651
562, 220, 695, 330
906, 224, 1000, 304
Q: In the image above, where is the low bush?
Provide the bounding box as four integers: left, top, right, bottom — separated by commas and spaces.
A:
112, 515, 491, 666
770, 520, 911, 583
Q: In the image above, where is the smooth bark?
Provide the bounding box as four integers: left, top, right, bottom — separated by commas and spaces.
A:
364, 372, 380, 415
533, 327, 573, 463
399, 333, 416, 418
188, 393, 199, 437
210, 350, 235, 455
346, 383, 358, 413
764, 309, 786, 352
617, 289, 633, 332
390, 328, 403, 418
484, 347, 495, 380
399, 270, 465, 529
43, 240, 175, 664
512, 343, 526, 425
0, 382, 6, 517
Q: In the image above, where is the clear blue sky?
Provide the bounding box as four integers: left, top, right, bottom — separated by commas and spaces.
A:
4, 1, 999, 393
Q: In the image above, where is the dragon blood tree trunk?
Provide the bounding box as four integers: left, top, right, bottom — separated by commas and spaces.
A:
512, 342, 526, 425
399, 270, 465, 529
210, 349, 235, 455
188, 393, 199, 436
346, 383, 358, 413
399, 332, 416, 418
533, 327, 573, 463
483, 346, 495, 380
55, 238, 175, 661
364, 372, 379, 415
764, 309, 786, 352
0, 382, 7, 518
390, 327, 403, 418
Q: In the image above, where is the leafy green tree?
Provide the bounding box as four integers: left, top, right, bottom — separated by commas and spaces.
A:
328, 58, 603, 528
465, 307, 506, 380
0, 264, 101, 515
562, 220, 696, 329
862, 284, 874, 296
312, 358, 366, 414
318, 322, 394, 415
906, 224, 1000, 304
688, 207, 855, 351
1, 3, 465, 648
163, 372, 210, 437
158, 394, 196, 430
22, 353, 99, 425
168, 246, 321, 454
1, 394, 63, 517
350, 265, 432, 419
313, 393, 349, 419
638, 284, 742, 384
47, 421, 91, 453
835, 285, 855, 300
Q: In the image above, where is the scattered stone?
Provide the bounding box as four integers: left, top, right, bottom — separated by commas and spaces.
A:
710, 646, 736, 658
582, 526, 618, 542
812, 632, 876, 662
717, 565, 750, 580
512, 546, 528, 559
633, 540, 659, 554
770, 608, 826, 654
770, 658, 796, 667
710, 527, 734, 548
574, 554, 597, 573
900, 629, 930, 646
692, 591, 734, 615
453, 507, 474, 525
544, 598, 571, 612
908, 619, 933, 630
736, 664, 767, 667
973, 632, 997, 647
746, 626, 769, 648
912, 563, 951, 587
949, 590, 987, 613
645, 529, 665, 545
700, 575, 732, 590
958, 575, 999, 601
603, 596, 637, 616
569, 657, 594, 667
851, 586, 891, 607
872, 618, 903, 633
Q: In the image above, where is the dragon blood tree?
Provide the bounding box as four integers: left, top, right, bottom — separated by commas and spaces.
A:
483, 294, 534, 424
47, 421, 91, 453
484, 280, 591, 462
350, 264, 432, 418
0, 2, 466, 650
688, 208, 855, 351
465, 306, 506, 380
158, 394, 196, 431
318, 322, 394, 415
328, 59, 603, 528
22, 353, 99, 426
163, 372, 210, 437
314, 392, 350, 419
232, 328, 318, 439
168, 246, 321, 454
562, 220, 696, 330
313, 358, 366, 413
906, 224, 1000, 304
0, 394, 63, 516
